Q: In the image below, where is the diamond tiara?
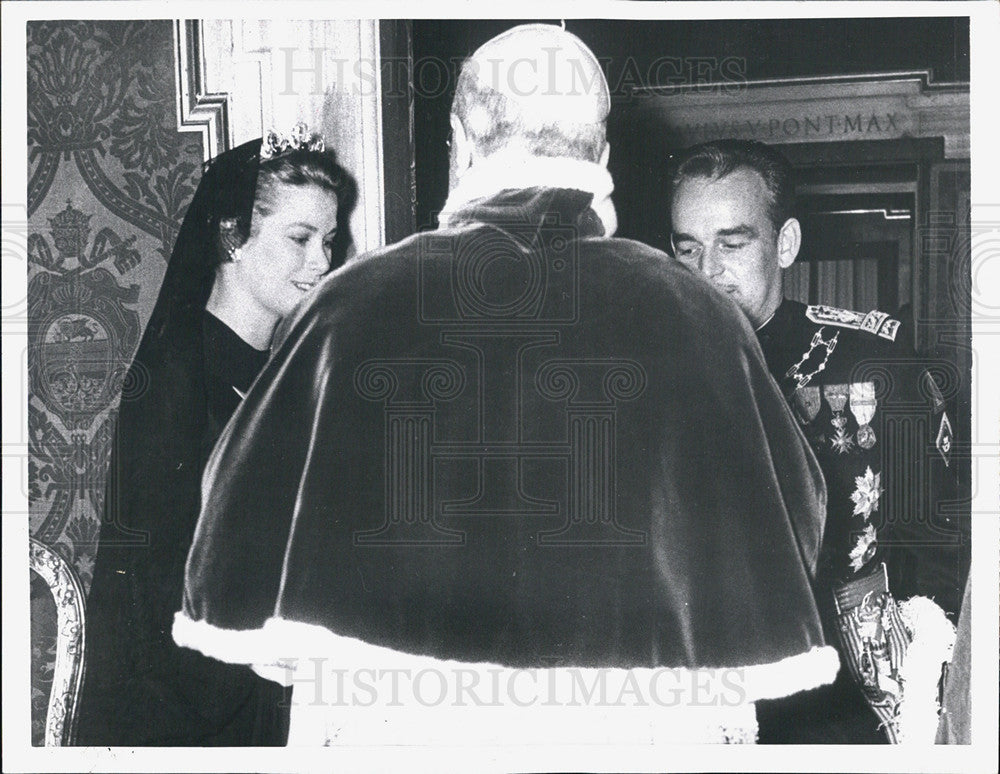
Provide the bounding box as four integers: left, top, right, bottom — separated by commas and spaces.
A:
261, 122, 325, 161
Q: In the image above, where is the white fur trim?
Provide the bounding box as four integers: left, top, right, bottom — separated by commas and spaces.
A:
173, 613, 838, 703
895, 596, 957, 744
439, 152, 618, 236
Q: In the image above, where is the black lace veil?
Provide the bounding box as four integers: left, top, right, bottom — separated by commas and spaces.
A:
76, 138, 270, 744
140, 138, 263, 353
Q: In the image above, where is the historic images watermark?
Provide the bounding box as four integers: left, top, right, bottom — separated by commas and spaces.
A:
278, 661, 749, 709
352, 215, 649, 547
277, 49, 747, 99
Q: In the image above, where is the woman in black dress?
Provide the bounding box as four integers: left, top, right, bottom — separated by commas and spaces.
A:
76, 128, 357, 746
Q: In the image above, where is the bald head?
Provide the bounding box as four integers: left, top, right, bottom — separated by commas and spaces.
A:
451, 24, 610, 165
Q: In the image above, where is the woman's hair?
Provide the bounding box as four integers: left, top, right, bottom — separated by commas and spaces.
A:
216, 147, 358, 270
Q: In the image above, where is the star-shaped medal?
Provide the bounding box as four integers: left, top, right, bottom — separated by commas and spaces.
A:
848, 523, 878, 572
850, 466, 882, 520
831, 428, 855, 454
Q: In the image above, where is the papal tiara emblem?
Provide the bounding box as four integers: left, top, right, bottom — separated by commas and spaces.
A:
261, 122, 325, 160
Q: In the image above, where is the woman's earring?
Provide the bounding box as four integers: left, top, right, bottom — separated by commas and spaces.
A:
229, 246, 243, 263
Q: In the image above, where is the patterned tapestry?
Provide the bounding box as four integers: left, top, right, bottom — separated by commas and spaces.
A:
27, 22, 205, 741
27, 20, 204, 586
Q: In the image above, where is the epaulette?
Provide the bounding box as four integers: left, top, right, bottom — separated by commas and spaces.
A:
805, 304, 900, 342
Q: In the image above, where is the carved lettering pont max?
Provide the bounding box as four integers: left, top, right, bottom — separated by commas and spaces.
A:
635, 72, 969, 159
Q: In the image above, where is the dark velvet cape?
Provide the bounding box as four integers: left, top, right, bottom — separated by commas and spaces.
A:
76, 139, 290, 746
178, 188, 831, 686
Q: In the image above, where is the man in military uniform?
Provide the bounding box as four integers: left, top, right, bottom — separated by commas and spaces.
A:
666, 139, 967, 743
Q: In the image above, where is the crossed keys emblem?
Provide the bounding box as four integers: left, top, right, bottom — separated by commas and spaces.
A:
353, 347, 647, 547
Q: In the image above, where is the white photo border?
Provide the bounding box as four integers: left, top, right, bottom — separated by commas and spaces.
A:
3, 2, 998, 772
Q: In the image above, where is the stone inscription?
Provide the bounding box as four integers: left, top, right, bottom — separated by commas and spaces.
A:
678, 112, 907, 142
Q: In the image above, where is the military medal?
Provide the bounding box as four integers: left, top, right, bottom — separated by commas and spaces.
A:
831, 430, 853, 453
824, 383, 853, 454
849, 381, 877, 449
848, 523, 878, 572
855, 425, 875, 449
792, 385, 822, 425
936, 412, 953, 466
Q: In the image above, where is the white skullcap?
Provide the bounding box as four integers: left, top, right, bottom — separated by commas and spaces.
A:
465, 24, 610, 125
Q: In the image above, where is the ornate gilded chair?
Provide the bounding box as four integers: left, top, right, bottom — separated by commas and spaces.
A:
29, 538, 86, 746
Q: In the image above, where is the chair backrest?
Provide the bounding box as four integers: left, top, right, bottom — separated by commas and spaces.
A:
29, 538, 86, 746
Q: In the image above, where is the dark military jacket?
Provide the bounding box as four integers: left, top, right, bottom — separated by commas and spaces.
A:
756, 299, 966, 617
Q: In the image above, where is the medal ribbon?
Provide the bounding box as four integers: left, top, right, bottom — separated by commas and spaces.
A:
823, 383, 849, 413
849, 382, 876, 426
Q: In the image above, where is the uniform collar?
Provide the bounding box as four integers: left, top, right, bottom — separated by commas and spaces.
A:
755, 298, 797, 337
755, 311, 776, 333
